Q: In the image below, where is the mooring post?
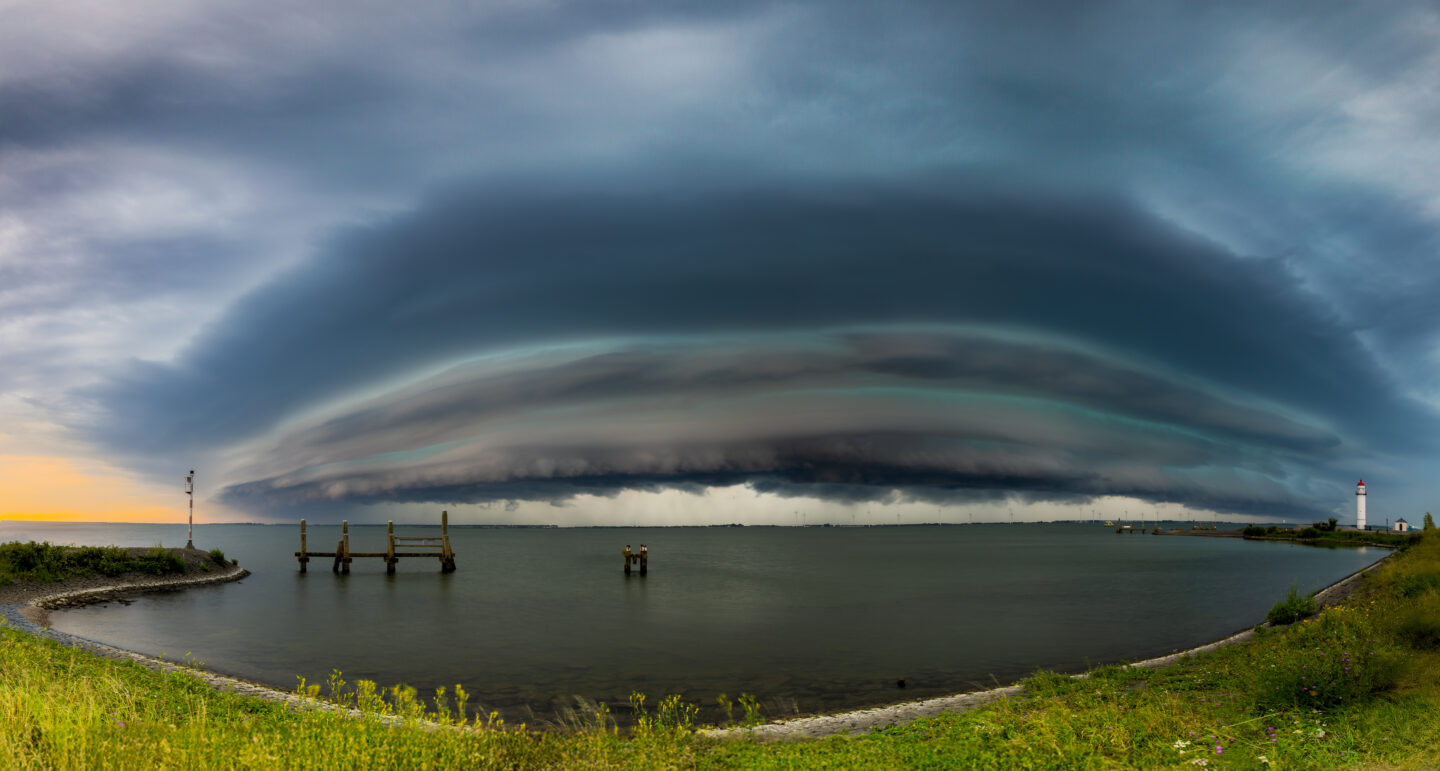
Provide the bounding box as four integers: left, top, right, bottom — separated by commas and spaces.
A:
623, 544, 632, 575
386, 521, 396, 574
341, 520, 351, 574
640, 544, 648, 576
440, 510, 455, 572
298, 519, 309, 573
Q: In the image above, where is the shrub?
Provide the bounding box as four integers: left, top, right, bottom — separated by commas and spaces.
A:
1298, 527, 1321, 539
209, 548, 227, 565
1390, 593, 1440, 649
1242, 525, 1266, 537
1021, 669, 1078, 697
1267, 583, 1316, 626
1250, 606, 1405, 711
133, 546, 186, 575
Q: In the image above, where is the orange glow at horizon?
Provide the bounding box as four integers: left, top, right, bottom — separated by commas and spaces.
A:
0, 455, 179, 522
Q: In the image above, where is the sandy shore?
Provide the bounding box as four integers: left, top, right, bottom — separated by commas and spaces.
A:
1, 547, 1393, 740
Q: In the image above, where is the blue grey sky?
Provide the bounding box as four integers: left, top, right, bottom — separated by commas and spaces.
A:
3, 1, 1438, 525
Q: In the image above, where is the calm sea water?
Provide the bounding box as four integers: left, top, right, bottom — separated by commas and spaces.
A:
1, 522, 1382, 725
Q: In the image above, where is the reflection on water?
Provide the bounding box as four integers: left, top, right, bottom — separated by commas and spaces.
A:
2, 522, 1382, 726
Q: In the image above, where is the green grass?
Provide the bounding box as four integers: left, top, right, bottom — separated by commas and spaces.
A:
1242, 527, 1421, 548
0, 541, 190, 586
4, 533, 1440, 768
1265, 582, 1317, 625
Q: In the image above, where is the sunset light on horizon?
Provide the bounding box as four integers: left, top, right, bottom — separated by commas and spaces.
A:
0, 454, 193, 523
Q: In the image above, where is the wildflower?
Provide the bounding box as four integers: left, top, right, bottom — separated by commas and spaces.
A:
1173, 740, 1191, 750
1257, 756, 1270, 765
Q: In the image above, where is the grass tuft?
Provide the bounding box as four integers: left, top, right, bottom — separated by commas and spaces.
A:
1266, 583, 1317, 626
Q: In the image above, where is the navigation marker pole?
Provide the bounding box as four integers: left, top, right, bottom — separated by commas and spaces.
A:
185, 469, 195, 549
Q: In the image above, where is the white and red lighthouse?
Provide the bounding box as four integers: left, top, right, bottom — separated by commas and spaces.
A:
1356, 479, 1367, 531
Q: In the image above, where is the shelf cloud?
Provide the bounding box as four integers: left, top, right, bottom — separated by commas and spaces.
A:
6, 0, 1440, 522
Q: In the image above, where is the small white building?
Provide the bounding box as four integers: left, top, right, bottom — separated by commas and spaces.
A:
1394, 518, 1411, 533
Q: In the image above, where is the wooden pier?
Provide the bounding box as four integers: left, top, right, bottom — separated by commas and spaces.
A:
296, 511, 456, 574
622, 544, 648, 576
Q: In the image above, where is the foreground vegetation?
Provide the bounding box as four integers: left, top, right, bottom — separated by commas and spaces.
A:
1240, 524, 1422, 549
0, 541, 202, 586
4, 534, 1440, 768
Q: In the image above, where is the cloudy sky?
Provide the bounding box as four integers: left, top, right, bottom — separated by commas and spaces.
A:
3, 0, 1439, 526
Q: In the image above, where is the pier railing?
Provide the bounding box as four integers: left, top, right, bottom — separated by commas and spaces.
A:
296, 511, 456, 574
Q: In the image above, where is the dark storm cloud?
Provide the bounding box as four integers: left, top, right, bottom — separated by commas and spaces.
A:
74, 178, 1430, 517
86, 180, 1426, 453
11, 0, 1440, 519
230, 329, 1337, 484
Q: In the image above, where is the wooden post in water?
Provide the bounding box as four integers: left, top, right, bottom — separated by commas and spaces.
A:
341, 520, 351, 574
386, 521, 397, 574
623, 545, 632, 575
298, 519, 309, 573
639, 544, 648, 576
333, 524, 343, 573
439, 510, 455, 572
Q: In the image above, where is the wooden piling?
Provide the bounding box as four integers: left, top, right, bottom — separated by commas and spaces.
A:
386, 521, 396, 574
341, 520, 351, 574
440, 510, 455, 572
298, 519, 309, 573
623, 545, 632, 575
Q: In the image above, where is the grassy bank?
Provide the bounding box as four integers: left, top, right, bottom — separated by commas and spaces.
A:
4, 534, 1440, 769
0, 542, 205, 586
1239, 526, 1422, 549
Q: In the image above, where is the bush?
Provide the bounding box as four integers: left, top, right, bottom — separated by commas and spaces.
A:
132, 546, 186, 575
1267, 583, 1317, 626
209, 548, 227, 565
1250, 606, 1405, 711
1298, 527, 1321, 539
1242, 525, 1266, 537
1390, 593, 1440, 649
